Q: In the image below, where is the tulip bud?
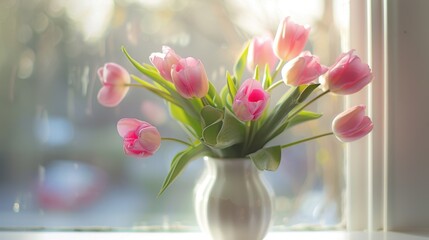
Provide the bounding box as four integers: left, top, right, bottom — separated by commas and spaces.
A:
233, 79, 270, 121
97, 63, 130, 107
247, 35, 278, 72
321, 50, 373, 95
117, 118, 161, 157
282, 51, 328, 86
149, 46, 181, 82
273, 17, 311, 61
332, 105, 373, 142
171, 57, 209, 99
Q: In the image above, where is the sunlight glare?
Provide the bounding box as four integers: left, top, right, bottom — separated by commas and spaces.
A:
55, 0, 114, 43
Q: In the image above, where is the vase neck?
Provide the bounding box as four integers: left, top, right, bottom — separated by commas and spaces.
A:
204, 157, 258, 176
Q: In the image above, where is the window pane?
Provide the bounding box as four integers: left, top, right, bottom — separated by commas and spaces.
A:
0, 0, 344, 230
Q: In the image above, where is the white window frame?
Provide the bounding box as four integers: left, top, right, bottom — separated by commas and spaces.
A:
346, 0, 429, 231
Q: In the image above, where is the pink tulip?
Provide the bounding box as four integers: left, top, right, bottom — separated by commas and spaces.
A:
117, 118, 161, 158
321, 50, 373, 95
332, 105, 373, 142
97, 63, 130, 107
233, 79, 270, 121
282, 51, 328, 86
247, 35, 278, 72
171, 57, 209, 99
273, 17, 311, 61
149, 46, 181, 82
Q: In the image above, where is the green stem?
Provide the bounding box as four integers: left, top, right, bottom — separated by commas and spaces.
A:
281, 132, 333, 149
245, 120, 258, 154
241, 121, 251, 155
124, 83, 147, 87
288, 90, 330, 119
271, 60, 286, 80
161, 137, 192, 147
266, 80, 284, 92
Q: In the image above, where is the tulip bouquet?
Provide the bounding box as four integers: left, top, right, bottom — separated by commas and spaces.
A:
97, 17, 373, 195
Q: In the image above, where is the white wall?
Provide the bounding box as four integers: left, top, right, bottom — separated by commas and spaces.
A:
385, 0, 429, 230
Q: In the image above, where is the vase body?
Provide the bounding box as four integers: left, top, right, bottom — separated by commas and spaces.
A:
194, 157, 274, 240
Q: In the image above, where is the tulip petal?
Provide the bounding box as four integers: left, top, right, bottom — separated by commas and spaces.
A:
333, 105, 365, 129
339, 116, 373, 142
97, 85, 129, 107
138, 126, 161, 153
332, 105, 373, 142
283, 51, 327, 86
149, 46, 181, 81
103, 63, 130, 84
171, 57, 209, 99
117, 118, 161, 158
117, 118, 144, 138
247, 35, 278, 71
233, 79, 269, 121
324, 50, 372, 95
97, 63, 130, 107
274, 17, 311, 61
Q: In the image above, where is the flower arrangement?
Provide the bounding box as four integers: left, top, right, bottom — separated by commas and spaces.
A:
97, 17, 373, 195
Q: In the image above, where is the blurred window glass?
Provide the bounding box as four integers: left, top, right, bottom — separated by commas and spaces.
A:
0, 0, 345, 231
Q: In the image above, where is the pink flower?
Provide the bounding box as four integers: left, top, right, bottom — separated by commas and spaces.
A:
247, 35, 278, 72
332, 105, 373, 142
273, 17, 311, 61
149, 46, 181, 82
171, 57, 209, 99
233, 79, 270, 121
321, 50, 373, 95
97, 63, 130, 107
282, 51, 328, 86
117, 118, 161, 157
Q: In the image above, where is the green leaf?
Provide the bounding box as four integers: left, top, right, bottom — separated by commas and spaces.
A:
226, 71, 237, 100
158, 144, 207, 196
252, 84, 319, 149
263, 84, 320, 130
201, 106, 223, 127
142, 63, 158, 72
201, 107, 245, 149
131, 75, 178, 105
286, 110, 323, 129
297, 83, 320, 103
201, 106, 224, 146
216, 109, 245, 148
262, 64, 272, 90
202, 121, 223, 146
207, 82, 223, 107
253, 65, 260, 80
220, 85, 232, 110
168, 102, 201, 138
260, 87, 301, 130
268, 111, 323, 142
249, 146, 282, 171
234, 41, 250, 83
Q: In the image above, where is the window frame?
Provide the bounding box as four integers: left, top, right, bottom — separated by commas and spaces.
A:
346, 0, 429, 231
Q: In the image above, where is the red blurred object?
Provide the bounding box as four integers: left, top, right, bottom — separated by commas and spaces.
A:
36, 160, 107, 211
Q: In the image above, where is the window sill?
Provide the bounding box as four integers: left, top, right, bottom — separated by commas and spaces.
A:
1, 231, 429, 240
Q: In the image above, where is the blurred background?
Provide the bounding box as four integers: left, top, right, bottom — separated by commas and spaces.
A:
0, 0, 348, 231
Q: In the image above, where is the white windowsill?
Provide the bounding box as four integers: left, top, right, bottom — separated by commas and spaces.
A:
1, 231, 429, 240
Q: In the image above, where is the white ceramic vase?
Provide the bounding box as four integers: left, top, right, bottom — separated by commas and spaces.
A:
194, 156, 274, 240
